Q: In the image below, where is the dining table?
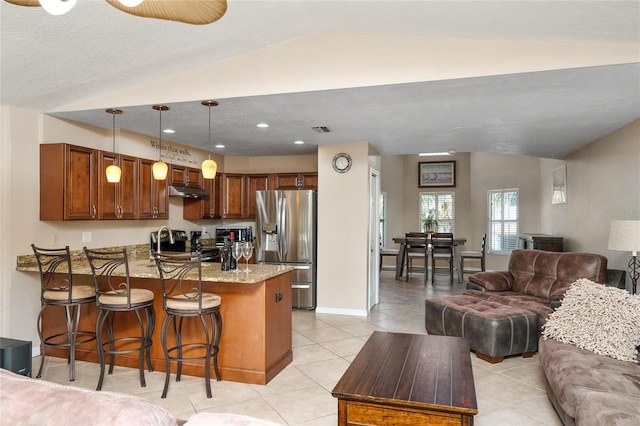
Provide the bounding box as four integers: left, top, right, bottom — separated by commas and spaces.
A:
392, 235, 467, 282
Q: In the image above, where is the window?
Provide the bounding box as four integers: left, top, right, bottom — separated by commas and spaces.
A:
379, 192, 388, 246
419, 192, 454, 233
488, 189, 519, 254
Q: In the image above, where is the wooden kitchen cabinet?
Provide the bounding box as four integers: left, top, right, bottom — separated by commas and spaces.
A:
97, 152, 138, 220
40, 143, 98, 220
138, 158, 168, 219
170, 164, 202, 188
273, 172, 317, 190
183, 174, 221, 220
221, 173, 246, 218
246, 174, 271, 218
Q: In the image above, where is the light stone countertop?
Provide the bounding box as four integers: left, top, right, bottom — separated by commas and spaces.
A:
16, 244, 293, 284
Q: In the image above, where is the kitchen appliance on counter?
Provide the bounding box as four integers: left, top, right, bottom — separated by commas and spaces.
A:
215, 227, 253, 247
150, 229, 220, 262
255, 190, 317, 310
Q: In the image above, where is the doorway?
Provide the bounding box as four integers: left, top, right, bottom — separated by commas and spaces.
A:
368, 168, 380, 310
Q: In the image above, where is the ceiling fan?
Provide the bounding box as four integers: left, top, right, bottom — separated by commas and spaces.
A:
3, 0, 227, 25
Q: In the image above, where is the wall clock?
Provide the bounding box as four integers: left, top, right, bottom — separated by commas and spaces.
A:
332, 153, 352, 173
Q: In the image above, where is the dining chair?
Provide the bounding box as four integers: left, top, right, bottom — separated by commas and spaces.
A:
31, 245, 96, 382
153, 252, 223, 399
84, 247, 155, 391
431, 233, 454, 284
459, 234, 486, 282
405, 233, 429, 285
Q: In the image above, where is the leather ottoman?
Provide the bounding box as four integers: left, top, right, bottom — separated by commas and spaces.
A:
424, 295, 538, 363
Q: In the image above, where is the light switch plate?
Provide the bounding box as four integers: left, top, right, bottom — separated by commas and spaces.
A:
82, 232, 92, 243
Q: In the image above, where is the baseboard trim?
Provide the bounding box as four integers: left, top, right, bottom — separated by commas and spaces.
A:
315, 307, 368, 317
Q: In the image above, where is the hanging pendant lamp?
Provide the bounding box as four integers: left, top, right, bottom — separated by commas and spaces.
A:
201, 100, 218, 180
105, 108, 123, 183
152, 105, 169, 180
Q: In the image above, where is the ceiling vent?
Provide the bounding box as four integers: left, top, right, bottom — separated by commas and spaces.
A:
311, 126, 331, 133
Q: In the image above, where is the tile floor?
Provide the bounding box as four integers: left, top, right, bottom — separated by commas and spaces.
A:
33, 271, 563, 425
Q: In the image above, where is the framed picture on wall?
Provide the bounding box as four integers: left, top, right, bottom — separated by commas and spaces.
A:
552, 165, 567, 204
419, 161, 456, 188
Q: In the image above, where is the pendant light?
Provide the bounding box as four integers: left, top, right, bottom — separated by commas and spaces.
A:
105, 108, 123, 183
201, 100, 219, 179
152, 105, 169, 180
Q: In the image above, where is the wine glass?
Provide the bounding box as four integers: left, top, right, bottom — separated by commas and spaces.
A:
242, 241, 253, 272
232, 242, 243, 273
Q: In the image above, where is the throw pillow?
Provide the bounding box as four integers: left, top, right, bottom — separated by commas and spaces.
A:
542, 278, 640, 363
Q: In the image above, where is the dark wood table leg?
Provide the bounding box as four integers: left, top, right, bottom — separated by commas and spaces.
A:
395, 243, 406, 280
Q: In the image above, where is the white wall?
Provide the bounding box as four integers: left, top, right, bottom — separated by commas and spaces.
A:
540, 119, 640, 291
317, 142, 372, 316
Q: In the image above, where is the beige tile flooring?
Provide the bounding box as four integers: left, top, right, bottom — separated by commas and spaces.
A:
34, 271, 563, 425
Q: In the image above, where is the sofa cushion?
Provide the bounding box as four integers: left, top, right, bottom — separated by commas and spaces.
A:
539, 338, 640, 420
0, 368, 177, 426
574, 391, 640, 426
463, 289, 553, 326
508, 250, 607, 300
542, 279, 640, 363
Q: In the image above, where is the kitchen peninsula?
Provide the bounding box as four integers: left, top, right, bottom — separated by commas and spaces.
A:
16, 245, 293, 385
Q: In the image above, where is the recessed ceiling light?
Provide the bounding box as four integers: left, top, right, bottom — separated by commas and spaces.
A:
215, 144, 225, 149
294, 140, 305, 145
256, 123, 269, 128
163, 129, 175, 134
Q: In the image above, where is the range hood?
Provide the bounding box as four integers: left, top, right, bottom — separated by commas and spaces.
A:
168, 185, 209, 199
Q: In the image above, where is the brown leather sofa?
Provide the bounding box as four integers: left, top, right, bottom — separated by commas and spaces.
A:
424, 249, 608, 362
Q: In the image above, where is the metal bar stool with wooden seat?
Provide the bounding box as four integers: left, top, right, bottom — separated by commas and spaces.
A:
405, 233, 429, 285
31, 244, 96, 382
431, 233, 454, 284
459, 234, 486, 282
153, 252, 223, 399
84, 247, 155, 391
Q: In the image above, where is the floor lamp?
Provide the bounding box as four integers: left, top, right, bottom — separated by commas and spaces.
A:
608, 220, 640, 295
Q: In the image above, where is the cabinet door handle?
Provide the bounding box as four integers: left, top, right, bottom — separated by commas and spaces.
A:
92, 205, 96, 218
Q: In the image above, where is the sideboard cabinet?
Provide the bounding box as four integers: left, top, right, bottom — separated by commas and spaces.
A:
517, 233, 563, 252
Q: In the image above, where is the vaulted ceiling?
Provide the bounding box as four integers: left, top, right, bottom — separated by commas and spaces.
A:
2, 1, 639, 158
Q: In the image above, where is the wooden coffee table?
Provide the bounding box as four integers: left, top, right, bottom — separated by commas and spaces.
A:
332, 331, 477, 426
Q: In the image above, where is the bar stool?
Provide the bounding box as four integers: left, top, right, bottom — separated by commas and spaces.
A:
84, 247, 155, 391
459, 234, 486, 282
153, 252, 222, 399
31, 244, 96, 381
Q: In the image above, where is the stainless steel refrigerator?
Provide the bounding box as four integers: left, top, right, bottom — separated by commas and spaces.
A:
255, 190, 317, 310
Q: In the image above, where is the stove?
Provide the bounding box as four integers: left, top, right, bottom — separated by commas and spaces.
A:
150, 229, 220, 262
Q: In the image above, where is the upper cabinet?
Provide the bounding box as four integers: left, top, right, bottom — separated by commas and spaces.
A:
40, 144, 98, 220
246, 174, 271, 218
97, 152, 138, 220
273, 172, 318, 190
184, 173, 221, 220
138, 158, 168, 220
40, 143, 168, 221
170, 164, 202, 188
221, 173, 246, 219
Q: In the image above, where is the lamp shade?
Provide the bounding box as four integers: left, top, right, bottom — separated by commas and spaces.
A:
202, 159, 217, 179
608, 220, 640, 254
105, 164, 122, 183
152, 161, 168, 180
